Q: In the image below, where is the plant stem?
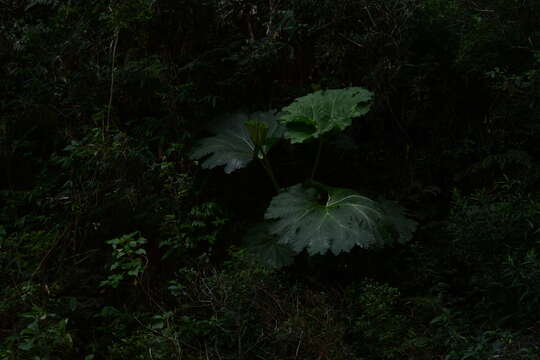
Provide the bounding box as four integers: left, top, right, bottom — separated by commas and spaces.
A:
258, 151, 280, 193
311, 139, 323, 180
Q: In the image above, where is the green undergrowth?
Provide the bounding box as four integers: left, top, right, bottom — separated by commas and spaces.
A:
2, 0, 540, 358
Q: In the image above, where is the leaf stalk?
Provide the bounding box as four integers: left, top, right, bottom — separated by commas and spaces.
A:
257, 149, 280, 193
311, 139, 323, 180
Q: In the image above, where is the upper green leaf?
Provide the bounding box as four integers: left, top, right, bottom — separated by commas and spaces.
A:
280, 87, 373, 144
190, 111, 284, 173
265, 184, 416, 255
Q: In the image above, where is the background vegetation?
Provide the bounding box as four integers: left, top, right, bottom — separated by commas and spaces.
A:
1, 0, 539, 358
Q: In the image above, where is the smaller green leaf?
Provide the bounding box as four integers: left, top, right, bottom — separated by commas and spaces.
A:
151, 320, 165, 330
18, 340, 34, 351
190, 111, 284, 173
243, 223, 295, 269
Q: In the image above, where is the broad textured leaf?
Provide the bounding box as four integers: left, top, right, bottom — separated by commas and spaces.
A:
280, 87, 373, 143
190, 111, 284, 173
265, 184, 416, 255
244, 223, 295, 269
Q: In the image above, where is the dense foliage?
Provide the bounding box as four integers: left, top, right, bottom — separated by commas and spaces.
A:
1, 0, 540, 358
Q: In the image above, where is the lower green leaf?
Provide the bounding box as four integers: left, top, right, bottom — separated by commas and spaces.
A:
265, 184, 417, 255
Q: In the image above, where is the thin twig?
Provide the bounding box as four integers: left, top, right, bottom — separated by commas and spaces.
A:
364, 5, 377, 29
106, 26, 119, 139
338, 33, 364, 48
295, 330, 303, 358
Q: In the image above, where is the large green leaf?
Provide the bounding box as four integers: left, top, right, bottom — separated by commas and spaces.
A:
265, 184, 416, 255
190, 111, 284, 173
280, 87, 373, 144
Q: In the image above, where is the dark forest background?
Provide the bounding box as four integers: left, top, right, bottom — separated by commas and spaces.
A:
1, 0, 540, 358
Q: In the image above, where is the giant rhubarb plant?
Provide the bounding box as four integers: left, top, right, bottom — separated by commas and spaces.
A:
191, 88, 416, 267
